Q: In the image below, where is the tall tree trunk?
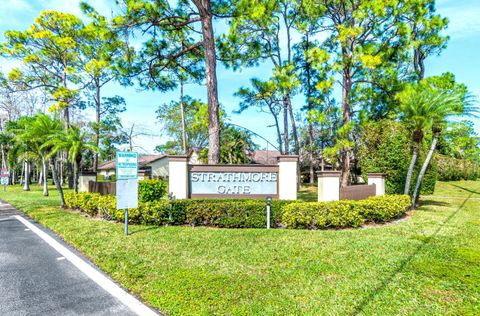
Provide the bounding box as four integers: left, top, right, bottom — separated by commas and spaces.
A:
93, 78, 100, 172
67, 162, 74, 189
412, 136, 438, 208
73, 160, 78, 193
194, 0, 220, 164
51, 156, 65, 208
340, 68, 353, 187
1, 143, 6, 169
59, 156, 64, 187
271, 111, 283, 154
404, 142, 419, 195
20, 162, 24, 185
283, 97, 289, 154
287, 95, 299, 155
23, 161, 30, 191
413, 47, 425, 81
305, 39, 315, 183
42, 156, 48, 196
180, 79, 187, 154
38, 169, 43, 185
61, 67, 73, 188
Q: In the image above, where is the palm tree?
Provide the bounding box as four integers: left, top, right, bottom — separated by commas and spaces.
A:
47, 126, 96, 193
397, 84, 438, 195
13, 117, 38, 192
15, 114, 64, 196
411, 91, 478, 206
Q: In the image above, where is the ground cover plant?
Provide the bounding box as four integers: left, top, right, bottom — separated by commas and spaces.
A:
1, 181, 479, 315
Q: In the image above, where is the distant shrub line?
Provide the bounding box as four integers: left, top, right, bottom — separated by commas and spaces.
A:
64, 193, 411, 230
436, 155, 480, 181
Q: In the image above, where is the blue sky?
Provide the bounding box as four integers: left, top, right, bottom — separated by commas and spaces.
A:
0, 0, 478, 153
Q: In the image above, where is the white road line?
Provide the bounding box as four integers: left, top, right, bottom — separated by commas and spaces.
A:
57, 257, 66, 261
14, 215, 158, 316
25, 228, 30, 231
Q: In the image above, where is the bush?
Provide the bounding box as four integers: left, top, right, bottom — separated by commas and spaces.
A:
64, 192, 410, 230
436, 154, 480, 181
64, 192, 102, 217
138, 179, 168, 202
281, 195, 411, 229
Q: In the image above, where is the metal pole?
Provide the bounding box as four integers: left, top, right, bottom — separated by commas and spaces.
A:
168, 193, 173, 223
125, 208, 129, 236
266, 196, 272, 229
266, 204, 271, 229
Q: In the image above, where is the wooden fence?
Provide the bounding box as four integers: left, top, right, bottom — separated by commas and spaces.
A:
88, 181, 116, 195
340, 184, 376, 200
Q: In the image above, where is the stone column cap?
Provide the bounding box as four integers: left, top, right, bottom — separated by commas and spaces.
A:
317, 171, 341, 176
168, 155, 189, 162
277, 155, 299, 162
367, 173, 387, 178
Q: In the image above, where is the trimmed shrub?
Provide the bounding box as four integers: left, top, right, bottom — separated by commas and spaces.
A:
356, 195, 411, 222
64, 192, 410, 230
138, 179, 168, 202
281, 195, 411, 229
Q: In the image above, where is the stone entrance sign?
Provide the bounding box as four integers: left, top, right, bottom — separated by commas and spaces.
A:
189, 166, 278, 198
168, 155, 298, 200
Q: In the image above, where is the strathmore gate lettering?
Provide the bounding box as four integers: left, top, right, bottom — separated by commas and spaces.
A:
190, 172, 278, 195
168, 156, 298, 200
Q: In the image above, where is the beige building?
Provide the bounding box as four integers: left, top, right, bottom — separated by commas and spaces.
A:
97, 152, 201, 180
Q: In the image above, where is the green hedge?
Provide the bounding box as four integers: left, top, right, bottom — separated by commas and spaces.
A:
138, 179, 168, 202
282, 195, 411, 229
358, 120, 437, 195
64, 193, 410, 229
436, 154, 480, 181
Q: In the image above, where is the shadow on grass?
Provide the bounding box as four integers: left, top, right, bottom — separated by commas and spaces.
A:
449, 184, 480, 195
129, 225, 160, 235
350, 186, 479, 315
419, 200, 450, 207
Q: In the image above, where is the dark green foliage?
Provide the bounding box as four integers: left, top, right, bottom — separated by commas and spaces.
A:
419, 162, 437, 195
138, 179, 168, 202
282, 195, 411, 229
436, 154, 480, 181
358, 120, 437, 195
64, 193, 409, 229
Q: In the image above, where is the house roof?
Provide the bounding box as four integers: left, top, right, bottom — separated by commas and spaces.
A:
251, 150, 282, 165
97, 154, 167, 171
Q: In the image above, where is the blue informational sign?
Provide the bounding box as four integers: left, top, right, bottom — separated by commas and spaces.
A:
116, 152, 138, 180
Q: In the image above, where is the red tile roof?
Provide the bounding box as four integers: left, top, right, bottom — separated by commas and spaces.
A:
251, 150, 281, 165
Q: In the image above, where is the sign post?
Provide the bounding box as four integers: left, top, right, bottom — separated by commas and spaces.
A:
116, 152, 139, 236
0, 168, 9, 191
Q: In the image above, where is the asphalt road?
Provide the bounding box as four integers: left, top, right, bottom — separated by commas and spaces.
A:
0, 200, 156, 316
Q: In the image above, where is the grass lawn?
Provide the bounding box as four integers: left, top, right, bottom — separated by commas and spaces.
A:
298, 184, 318, 202
1, 181, 479, 315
